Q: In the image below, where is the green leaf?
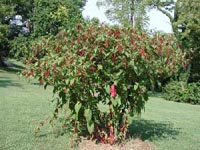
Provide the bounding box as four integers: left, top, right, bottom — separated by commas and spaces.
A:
116, 96, 121, 106
97, 101, 110, 113
143, 92, 148, 101
112, 96, 121, 107
125, 51, 130, 57
87, 122, 94, 134
114, 80, 118, 85
134, 66, 140, 75
105, 85, 110, 94
70, 78, 75, 86
134, 83, 139, 91
98, 64, 103, 70
129, 60, 135, 67
71, 114, 76, 120
157, 81, 161, 88
65, 79, 70, 85
84, 108, 92, 123
75, 102, 82, 115
65, 107, 72, 117
116, 70, 123, 77
94, 47, 98, 53
112, 97, 118, 106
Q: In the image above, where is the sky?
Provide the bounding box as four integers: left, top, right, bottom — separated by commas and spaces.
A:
82, 0, 173, 33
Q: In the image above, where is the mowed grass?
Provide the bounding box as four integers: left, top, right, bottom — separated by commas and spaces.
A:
130, 97, 200, 150
0, 64, 71, 150
0, 62, 200, 150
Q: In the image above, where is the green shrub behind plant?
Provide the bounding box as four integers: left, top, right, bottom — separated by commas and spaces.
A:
10, 35, 50, 60
163, 81, 200, 104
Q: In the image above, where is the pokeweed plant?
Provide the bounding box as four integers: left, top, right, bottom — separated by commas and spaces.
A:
22, 24, 185, 144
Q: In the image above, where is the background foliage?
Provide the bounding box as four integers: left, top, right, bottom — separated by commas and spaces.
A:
97, 0, 149, 29
1, 0, 86, 63
31, 0, 85, 37
0, 2, 14, 58
163, 81, 200, 104
152, 0, 200, 82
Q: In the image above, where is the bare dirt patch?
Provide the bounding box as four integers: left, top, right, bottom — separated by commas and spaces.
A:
78, 138, 155, 150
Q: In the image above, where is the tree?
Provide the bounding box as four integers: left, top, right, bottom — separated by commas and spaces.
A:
0, 0, 86, 61
152, 0, 200, 82
0, 0, 35, 66
153, 0, 199, 47
97, 0, 149, 28
31, 0, 86, 37
0, 2, 14, 62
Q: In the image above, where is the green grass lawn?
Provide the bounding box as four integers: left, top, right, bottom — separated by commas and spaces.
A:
0, 63, 200, 150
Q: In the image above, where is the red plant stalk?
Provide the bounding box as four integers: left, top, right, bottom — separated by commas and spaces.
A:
74, 123, 78, 133
95, 126, 107, 144
100, 134, 107, 144
109, 125, 114, 145
107, 84, 117, 144
120, 117, 128, 136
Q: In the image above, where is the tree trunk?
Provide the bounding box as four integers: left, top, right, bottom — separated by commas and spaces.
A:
130, 0, 135, 27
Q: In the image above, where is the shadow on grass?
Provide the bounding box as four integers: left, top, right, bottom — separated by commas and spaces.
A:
0, 60, 24, 74
0, 66, 24, 74
0, 77, 23, 88
148, 91, 163, 98
35, 119, 180, 142
35, 126, 69, 139
128, 119, 179, 141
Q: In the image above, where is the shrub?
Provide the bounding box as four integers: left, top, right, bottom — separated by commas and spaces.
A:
9, 35, 32, 59
0, 24, 9, 57
189, 49, 200, 82
163, 81, 200, 104
10, 35, 50, 60
22, 24, 185, 144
